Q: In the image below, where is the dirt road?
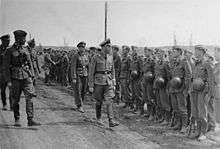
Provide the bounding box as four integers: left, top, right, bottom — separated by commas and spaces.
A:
0, 80, 220, 149
0, 81, 159, 149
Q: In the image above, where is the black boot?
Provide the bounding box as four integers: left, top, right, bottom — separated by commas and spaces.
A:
109, 118, 119, 127
180, 115, 188, 134
14, 119, 21, 127
28, 119, 41, 126
96, 104, 102, 120
172, 116, 181, 131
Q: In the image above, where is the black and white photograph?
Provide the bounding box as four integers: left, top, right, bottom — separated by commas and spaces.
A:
0, 0, 220, 148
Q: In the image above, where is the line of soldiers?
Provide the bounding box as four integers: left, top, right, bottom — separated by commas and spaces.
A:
115, 45, 219, 141
0, 30, 41, 127
41, 39, 220, 136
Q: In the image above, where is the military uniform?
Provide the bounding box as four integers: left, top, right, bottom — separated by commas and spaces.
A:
88, 39, 119, 127
142, 54, 156, 118
42, 50, 55, 84
60, 53, 69, 86
0, 35, 10, 109
154, 56, 170, 122
3, 30, 40, 126
27, 39, 41, 86
130, 53, 143, 112
120, 52, 132, 107
70, 42, 89, 110
169, 56, 192, 132
190, 46, 215, 139
113, 47, 121, 104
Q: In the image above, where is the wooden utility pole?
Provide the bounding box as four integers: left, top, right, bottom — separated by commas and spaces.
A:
104, 1, 108, 40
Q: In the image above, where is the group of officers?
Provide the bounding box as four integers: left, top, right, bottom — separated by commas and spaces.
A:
0, 30, 220, 141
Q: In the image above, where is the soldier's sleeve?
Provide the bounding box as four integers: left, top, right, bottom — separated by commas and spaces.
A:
205, 62, 215, 97
117, 56, 121, 78
112, 57, 116, 86
88, 55, 96, 88
36, 55, 41, 72
70, 54, 78, 80
47, 54, 55, 64
164, 62, 171, 89
138, 57, 144, 75
3, 48, 11, 82
183, 59, 192, 90
26, 51, 35, 78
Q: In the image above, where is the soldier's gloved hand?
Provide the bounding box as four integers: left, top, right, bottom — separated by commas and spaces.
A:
89, 87, 94, 93
7, 82, 12, 87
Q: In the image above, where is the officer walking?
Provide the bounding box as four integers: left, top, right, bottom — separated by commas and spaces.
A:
70, 42, 89, 113
0, 34, 11, 110
88, 39, 119, 127
3, 30, 40, 127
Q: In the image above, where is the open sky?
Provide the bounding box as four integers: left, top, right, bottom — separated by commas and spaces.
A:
1, 0, 220, 47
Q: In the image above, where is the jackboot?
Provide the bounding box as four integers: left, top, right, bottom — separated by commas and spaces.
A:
180, 115, 188, 134
172, 116, 181, 131
28, 119, 41, 126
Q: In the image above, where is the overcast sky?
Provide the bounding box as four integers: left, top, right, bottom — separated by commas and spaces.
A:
1, 0, 220, 47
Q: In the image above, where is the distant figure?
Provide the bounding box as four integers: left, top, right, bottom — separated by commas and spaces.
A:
0, 34, 11, 110
27, 38, 41, 86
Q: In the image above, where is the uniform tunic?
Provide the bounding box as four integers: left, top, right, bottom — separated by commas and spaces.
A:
70, 51, 89, 107
88, 52, 115, 119
4, 43, 35, 120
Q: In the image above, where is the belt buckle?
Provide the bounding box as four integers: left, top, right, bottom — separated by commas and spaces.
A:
105, 71, 107, 74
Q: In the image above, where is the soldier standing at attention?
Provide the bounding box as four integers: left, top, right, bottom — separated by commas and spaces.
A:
88, 39, 119, 127
153, 49, 170, 124
3, 30, 40, 127
27, 39, 41, 86
142, 47, 156, 120
130, 47, 143, 114
112, 45, 121, 105
0, 34, 10, 110
189, 45, 215, 141
169, 46, 192, 134
120, 45, 132, 109
70, 42, 89, 113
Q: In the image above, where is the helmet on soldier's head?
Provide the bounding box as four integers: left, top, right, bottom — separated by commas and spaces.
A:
170, 77, 182, 89
192, 78, 205, 91
154, 77, 165, 88
143, 71, 154, 82
131, 70, 138, 79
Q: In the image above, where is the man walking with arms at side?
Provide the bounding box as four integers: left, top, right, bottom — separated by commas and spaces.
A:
88, 39, 119, 127
3, 30, 40, 127
70, 42, 89, 113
